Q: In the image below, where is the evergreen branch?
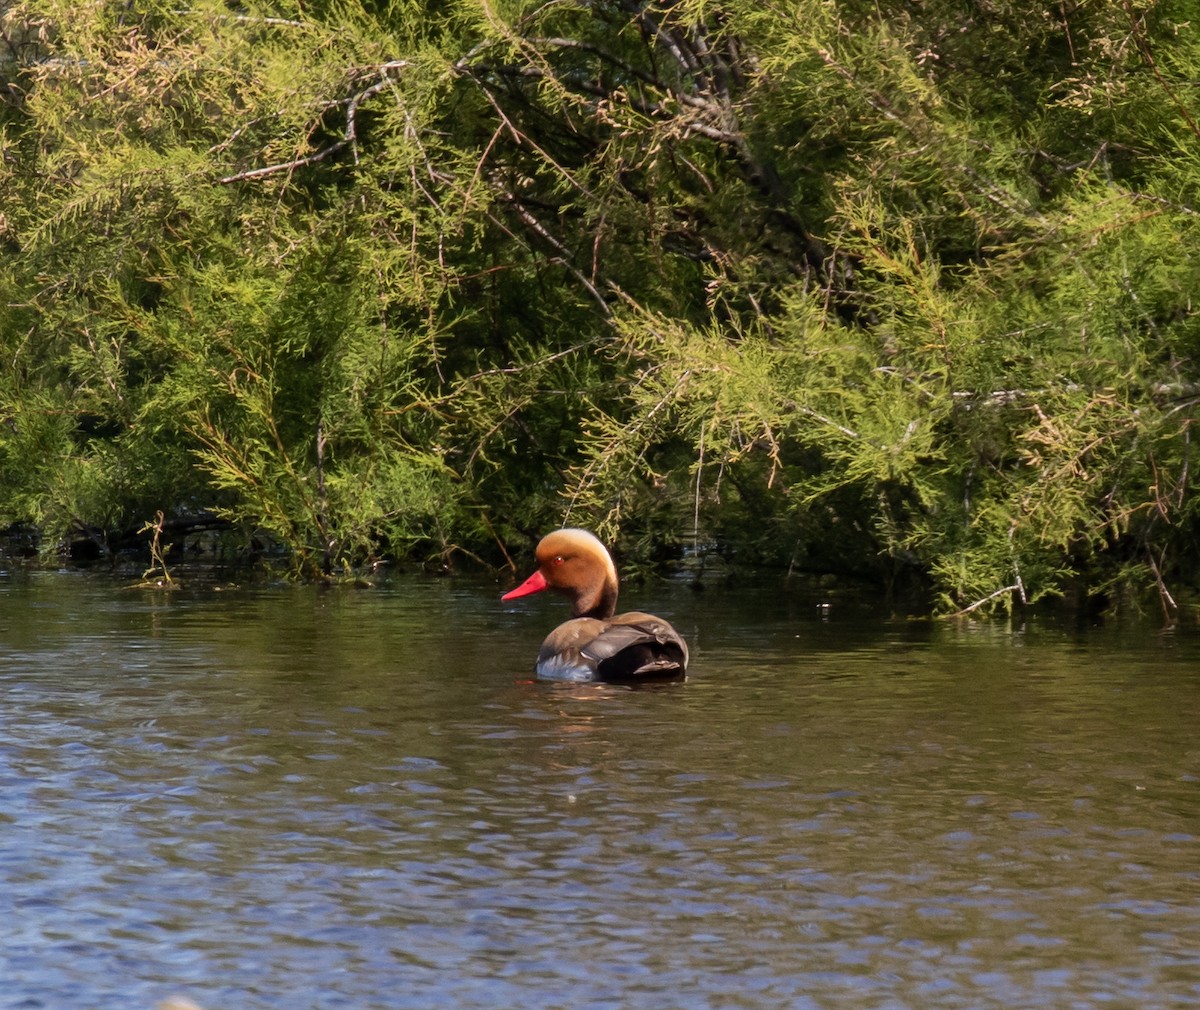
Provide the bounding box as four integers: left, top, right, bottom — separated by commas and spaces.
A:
216, 63, 409, 183
564, 367, 694, 522
1119, 0, 1200, 143
455, 13, 830, 281
460, 338, 603, 380
816, 48, 1036, 220
185, 13, 308, 29
466, 58, 745, 144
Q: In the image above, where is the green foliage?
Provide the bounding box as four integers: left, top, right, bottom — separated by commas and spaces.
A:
1, 0, 1199, 613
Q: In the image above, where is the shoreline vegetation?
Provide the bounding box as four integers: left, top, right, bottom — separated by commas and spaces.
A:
2, 1, 1199, 618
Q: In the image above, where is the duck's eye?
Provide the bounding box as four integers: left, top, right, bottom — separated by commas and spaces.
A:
551, 556, 565, 566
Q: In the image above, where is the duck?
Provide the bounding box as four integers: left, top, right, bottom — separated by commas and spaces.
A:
501, 528, 689, 683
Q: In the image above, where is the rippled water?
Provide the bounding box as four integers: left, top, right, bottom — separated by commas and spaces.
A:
1, 569, 1198, 1009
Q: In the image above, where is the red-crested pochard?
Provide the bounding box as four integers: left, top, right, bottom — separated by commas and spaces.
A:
502, 528, 689, 683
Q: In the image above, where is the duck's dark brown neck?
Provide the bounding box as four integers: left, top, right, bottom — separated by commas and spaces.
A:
573, 581, 618, 620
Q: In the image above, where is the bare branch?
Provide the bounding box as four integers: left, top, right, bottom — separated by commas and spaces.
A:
217, 139, 348, 184
947, 584, 1023, 618
501, 196, 613, 317
216, 62, 409, 184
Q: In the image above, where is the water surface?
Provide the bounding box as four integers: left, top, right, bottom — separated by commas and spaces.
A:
1, 570, 1198, 1008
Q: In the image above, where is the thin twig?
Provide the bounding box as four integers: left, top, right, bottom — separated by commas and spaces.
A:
1146, 548, 1178, 621
503, 198, 612, 316
947, 584, 1021, 618
217, 63, 408, 183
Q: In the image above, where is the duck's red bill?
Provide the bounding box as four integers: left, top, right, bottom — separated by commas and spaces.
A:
502, 569, 548, 600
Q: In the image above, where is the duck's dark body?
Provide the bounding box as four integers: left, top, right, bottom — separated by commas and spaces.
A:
535, 612, 688, 683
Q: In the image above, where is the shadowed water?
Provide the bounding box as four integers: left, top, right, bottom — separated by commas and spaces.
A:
1, 569, 1198, 1009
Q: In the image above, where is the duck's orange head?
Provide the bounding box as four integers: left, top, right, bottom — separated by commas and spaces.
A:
501, 528, 618, 619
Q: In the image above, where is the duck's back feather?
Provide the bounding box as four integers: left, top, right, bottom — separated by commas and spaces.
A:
535, 612, 687, 683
